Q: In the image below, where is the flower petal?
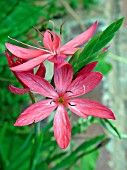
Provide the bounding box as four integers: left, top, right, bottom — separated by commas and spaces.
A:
14, 99, 57, 126
10, 54, 51, 72
43, 30, 60, 51
5, 51, 15, 67
61, 21, 98, 51
36, 63, 46, 78
75, 61, 98, 78
53, 105, 71, 149
48, 54, 67, 64
9, 85, 29, 94
67, 98, 115, 120
54, 63, 73, 94
60, 47, 80, 55
66, 72, 103, 98
5, 43, 46, 59
16, 72, 58, 99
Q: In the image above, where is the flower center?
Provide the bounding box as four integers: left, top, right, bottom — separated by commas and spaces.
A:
58, 97, 64, 104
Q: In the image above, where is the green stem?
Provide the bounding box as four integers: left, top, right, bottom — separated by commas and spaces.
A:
109, 53, 127, 64
29, 91, 36, 104
30, 122, 41, 170
28, 92, 41, 170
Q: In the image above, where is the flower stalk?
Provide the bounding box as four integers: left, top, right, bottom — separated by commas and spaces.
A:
29, 92, 41, 170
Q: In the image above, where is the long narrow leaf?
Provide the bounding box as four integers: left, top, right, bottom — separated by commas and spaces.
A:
100, 119, 121, 139
50, 134, 106, 170
70, 17, 124, 74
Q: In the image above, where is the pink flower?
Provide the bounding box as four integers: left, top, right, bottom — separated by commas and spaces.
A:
5, 51, 46, 94
14, 62, 115, 149
5, 22, 98, 72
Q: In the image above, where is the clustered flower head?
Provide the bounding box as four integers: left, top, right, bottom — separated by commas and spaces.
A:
5, 21, 115, 149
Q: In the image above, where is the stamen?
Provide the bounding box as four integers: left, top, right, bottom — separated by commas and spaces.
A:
66, 90, 73, 94
48, 31, 54, 42
33, 27, 44, 37
49, 20, 55, 31
32, 40, 43, 48
69, 103, 76, 106
60, 21, 65, 35
50, 100, 55, 104
83, 85, 86, 93
8, 36, 50, 53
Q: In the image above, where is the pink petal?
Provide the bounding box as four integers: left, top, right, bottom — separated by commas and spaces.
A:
67, 98, 115, 120
16, 72, 58, 99
75, 61, 98, 78
5, 51, 15, 67
66, 72, 103, 98
9, 85, 29, 94
36, 63, 46, 78
10, 54, 51, 72
5, 43, 46, 59
48, 54, 67, 64
54, 63, 73, 94
61, 21, 98, 51
14, 99, 57, 126
53, 105, 71, 149
60, 47, 80, 55
43, 30, 60, 51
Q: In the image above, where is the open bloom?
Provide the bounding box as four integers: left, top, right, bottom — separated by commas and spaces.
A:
14, 62, 115, 149
5, 21, 98, 72
5, 51, 46, 94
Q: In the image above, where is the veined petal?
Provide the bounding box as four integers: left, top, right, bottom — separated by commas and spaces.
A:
53, 105, 71, 149
66, 72, 102, 98
60, 47, 79, 55
14, 99, 57, 126
75, 61, 98, 78
9, 85, 29, 94
54, 63, 73, 94
48, 54, 67, 64
5, 43, 46, 59
61, 21, 98, 51
67, 98, 115, 120
36, 63, 46, 78
43, 30, 60, 51
10, 54, 51, 72
16, 72, 58, 99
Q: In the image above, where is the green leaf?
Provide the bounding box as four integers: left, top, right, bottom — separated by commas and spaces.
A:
79, 150, 99, 170
69, 49, 81, 69
50, 135, 106, 170
93, 51, 112, 75
36, 162, 48, 170
94, 61, 112, 75
0, 1, 45, 52
70, 17, 124, 74
100, 119, 121, 139
73, 134, 105, 154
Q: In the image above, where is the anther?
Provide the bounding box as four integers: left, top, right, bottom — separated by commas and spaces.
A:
66, 91, 73, 94
33, 27, 44, 37
49, 20, 55, 31
48, 31, 54, 42
69, 103, 76, 106
50, 100, 55, 104
60, 21, 65, 35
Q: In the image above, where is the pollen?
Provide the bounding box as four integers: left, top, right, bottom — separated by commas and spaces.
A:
58, 97, 64, 104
